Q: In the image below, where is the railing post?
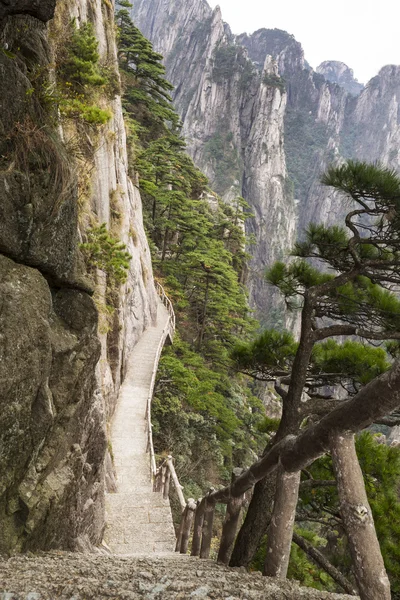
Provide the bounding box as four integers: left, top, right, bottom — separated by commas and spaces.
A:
191, 498, 205, 557
154, 466, 162, 492
161, 465, 167, 495
200, 489, 216, 559
180, 498, 197, 554
175, 504, 188, 552
217, 468, 245, 565
166, 455, 186, 511
163, 466, 171, 500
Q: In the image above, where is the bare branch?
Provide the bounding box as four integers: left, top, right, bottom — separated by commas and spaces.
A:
292, 532, 358, 596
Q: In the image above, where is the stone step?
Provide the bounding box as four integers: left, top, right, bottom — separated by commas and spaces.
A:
0, 553, 359, 599
107, 491, 169, 506
105, 301, 175, 554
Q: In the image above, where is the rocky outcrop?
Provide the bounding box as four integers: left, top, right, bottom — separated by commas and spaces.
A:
316, 61, 363, 96
0, 0, 56, 22
0, 255, 103, 552
0, 0, 156, 552
132, 0, 296, 320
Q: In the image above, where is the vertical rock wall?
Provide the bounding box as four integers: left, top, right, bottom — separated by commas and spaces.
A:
132, 0, 296, 320
132, 0, 400, 323
0, 0, 156, 552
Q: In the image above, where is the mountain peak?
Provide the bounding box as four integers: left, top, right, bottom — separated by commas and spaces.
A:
316, 60, 364, 95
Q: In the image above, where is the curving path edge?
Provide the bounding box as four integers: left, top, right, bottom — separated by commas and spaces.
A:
104, 299, 176, 554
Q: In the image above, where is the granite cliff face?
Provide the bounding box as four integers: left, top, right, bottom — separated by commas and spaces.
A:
132, 0, 296, 321
0, 0, 156, 552
316, 60, 364, 96
132, 0, 400, 323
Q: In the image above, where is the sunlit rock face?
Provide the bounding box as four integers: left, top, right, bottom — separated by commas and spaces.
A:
0, 0, 156, 552
132, 0, 296, 322
132, 0, 400, 325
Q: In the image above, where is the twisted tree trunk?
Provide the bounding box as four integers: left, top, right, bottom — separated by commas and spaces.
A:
229, 470, 276, 567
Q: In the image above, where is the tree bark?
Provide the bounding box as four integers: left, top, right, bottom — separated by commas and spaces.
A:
208, 359, 400, 503
166, 455, 186, 510
175, 505, 188, 553
263, 466, 300, 578
229, 469, 276, 567
330, 432, 391, 600
0, 0, 56, 21
191, 498, 205, 557
180, 499, 197, 554
218, 469, 245, 565
292, 532, 357, 596
232, 295, 315, 567
200, 496, 216, 559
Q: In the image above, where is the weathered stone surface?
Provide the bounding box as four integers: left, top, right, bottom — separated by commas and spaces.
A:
0, 0, 158, 553
0, 16, 79, 287
0, 0, 56, 23
0, 255, 103, 552
0, 553, 358, 599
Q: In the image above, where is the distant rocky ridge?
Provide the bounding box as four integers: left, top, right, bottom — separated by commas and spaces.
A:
316, 60, 364, 95
131, 0, 400, 324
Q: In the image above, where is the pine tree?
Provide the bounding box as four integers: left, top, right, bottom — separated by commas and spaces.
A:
115, 8, 259, 494
116, 3, 179, 139
231, 161, 400, 582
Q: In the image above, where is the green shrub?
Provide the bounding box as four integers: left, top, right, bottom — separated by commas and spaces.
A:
80, 223, 132, 286
57, 21, 113, 127
60, 98, 112, 125
212, 45, 238, 83
263, 73, 286, 92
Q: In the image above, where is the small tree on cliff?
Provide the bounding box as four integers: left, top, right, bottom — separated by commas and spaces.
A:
116, 2, 179, 140
230, 161, 400, 592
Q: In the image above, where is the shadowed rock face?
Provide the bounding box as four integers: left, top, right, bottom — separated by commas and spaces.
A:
0, 0, 157, 552
0, 0, 56, 22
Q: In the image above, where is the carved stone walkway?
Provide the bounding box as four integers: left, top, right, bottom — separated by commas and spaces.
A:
104, 300, 176, 554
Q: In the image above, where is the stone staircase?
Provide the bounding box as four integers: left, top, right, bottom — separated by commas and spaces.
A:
0, 553, 358, 599
0, 294, 358, 600
103, 299, 176, 554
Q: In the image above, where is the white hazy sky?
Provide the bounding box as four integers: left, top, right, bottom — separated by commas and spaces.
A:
208, 0, 400, 84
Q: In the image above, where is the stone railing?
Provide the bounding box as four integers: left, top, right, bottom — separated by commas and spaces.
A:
145, 282, 176, 480
156, 281, 175, 341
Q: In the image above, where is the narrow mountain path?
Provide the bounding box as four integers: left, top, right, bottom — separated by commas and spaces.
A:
104, 299, 176, 554
0, 296, 358, 599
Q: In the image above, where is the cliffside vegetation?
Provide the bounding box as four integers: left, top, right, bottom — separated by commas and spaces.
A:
116, 3, 267, 500
231, 162, 400, 595
116, 6, 400, 594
